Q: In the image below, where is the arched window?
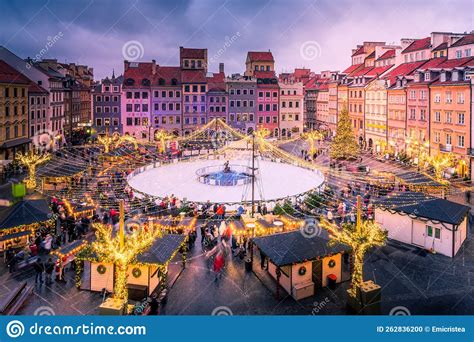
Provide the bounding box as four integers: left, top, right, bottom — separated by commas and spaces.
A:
171, 78, 178, 86
142, 78, 150, 86
125, 78, 135, 86
158, 78, 165, 86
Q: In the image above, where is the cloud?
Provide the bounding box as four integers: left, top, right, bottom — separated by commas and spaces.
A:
0, 0, 472, 79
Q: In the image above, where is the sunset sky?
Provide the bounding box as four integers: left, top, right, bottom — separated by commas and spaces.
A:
1, 0, 472, 79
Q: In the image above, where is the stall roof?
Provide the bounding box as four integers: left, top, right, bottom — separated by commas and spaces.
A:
252, 230, 350, 267
395, 171, 442, 187
53, 240, 87, 257
104, 147, 136, 157
0, 230, 32, 242
375, 191, 470, 225
137, 234, 186, 265
38, 162, 87, 178
0, 199, 51, 230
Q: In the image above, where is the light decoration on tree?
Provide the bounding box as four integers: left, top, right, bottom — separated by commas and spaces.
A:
16, 150, 51, 189
329, 105, 359, 160
320, 196, 387, 297
114, 134, 138, 150
91, 201, 162, 304
302, 130, 324, 155
97, 131, 120, 153
154, 129, 174, 153
427, 152, 454, 183
254, 127, 271, 151
97, 132, 138, 153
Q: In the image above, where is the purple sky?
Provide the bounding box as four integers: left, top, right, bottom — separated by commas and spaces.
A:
1, 0, 472, 79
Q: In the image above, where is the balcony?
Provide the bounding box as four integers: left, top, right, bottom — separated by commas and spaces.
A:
439, 144, 452, 152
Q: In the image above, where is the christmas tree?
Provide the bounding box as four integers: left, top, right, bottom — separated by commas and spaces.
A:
329, 105, 359, 160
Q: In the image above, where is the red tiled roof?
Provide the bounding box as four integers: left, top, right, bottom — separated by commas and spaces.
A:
432, 42, 448, 52
254, 70, 276, 78
207, 72, 226, 91
181, 69, 207, 83
402, 37, 431, 53
153, 66, 181, 85
0, 60, 31, 84
383, 60, 427, 85
342, 63, 362, 74
350, 66, 373, 77
365, 65, 393, 77
450, 33, 474, 48
377, 49, 395, 60
293, 68, 311, 78
123, 62, 154, 87
436, 57, 474, 69
352, 46, 364, 56
247, 51, 274, 62
180, 47, 206, 59
416, 57, 447, 70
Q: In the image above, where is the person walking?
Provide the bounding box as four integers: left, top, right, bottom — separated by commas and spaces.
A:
33, 258, 44, 284
44, 258, 54, 285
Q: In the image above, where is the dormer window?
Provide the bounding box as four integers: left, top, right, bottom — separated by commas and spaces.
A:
158, 78, 165, 86
414, 73, 420, 82
171, 78, 178, 86
440, 72, 446, 82
452, 71, 459, 82
141, 78, 150, 86
125, 78, 135, 86
424, 72, 430, 81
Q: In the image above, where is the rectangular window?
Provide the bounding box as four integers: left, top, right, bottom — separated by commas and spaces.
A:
426, 225, 433, 237
434, 228, 441, 239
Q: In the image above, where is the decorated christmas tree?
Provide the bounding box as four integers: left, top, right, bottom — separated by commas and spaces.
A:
329, 105, 359, 160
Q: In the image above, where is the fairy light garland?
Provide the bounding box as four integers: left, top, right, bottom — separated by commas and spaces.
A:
16, 150, 51, 189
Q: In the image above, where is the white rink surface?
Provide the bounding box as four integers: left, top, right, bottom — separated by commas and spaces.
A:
127, 159, 324, 204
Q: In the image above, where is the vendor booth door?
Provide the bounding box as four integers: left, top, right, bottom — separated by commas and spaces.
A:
412, 221, 425, 247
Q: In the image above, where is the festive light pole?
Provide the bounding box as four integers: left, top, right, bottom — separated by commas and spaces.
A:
320, 196, 387, 297
154, 129, 174, 153
16, 150, 51, 189
302, 130, 324, 155
254, 126, 271, 151
91, 201, 162, 304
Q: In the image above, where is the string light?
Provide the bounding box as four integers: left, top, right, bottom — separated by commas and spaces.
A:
302, 130, 324, 155
329, 104, 359, 160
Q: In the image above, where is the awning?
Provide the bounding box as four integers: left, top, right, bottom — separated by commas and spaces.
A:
1, 137, 31, 149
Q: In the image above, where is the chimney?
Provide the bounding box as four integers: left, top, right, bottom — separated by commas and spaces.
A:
219, 63, 224, 73
124, 60, 130, 72
152, 59, 157, 75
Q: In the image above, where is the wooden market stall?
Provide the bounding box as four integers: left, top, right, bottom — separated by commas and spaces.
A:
78, 234, 187, 300
0, 199, 51, 254
38, 162, 88, 192
252, 230, 350, 300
